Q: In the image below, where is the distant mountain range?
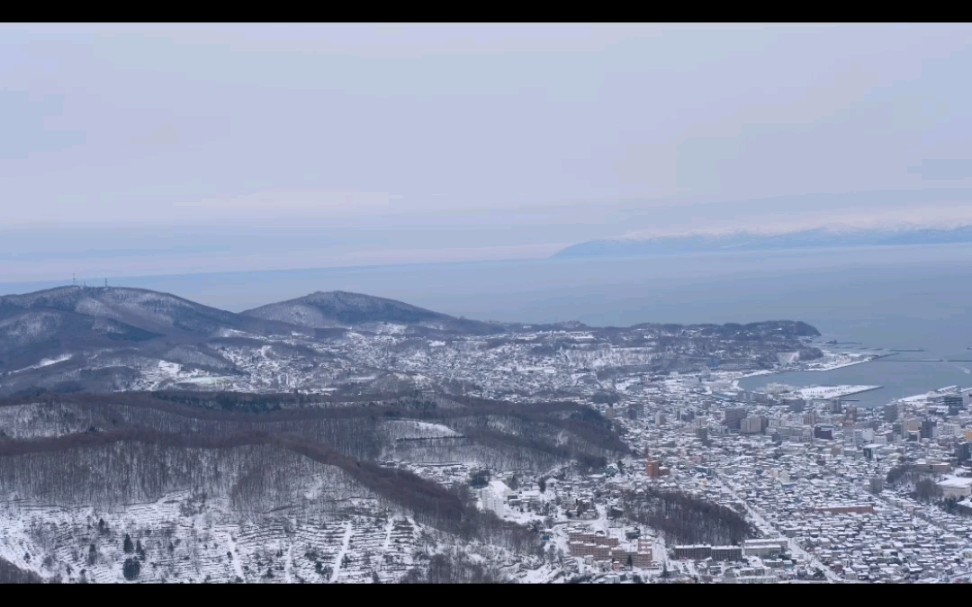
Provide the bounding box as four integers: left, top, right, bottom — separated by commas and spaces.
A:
0, 286, 500, 387
553, 225, 972, 259
0, 285, 819, 396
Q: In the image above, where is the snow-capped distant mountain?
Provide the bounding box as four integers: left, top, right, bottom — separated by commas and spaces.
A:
0, 286, 300, 394
0, 285, 291, 338
241, 290, 502, 335
553, 225, 972, 259
0, 286, 509, 395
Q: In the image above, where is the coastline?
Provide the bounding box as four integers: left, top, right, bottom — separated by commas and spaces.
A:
802, 344, 886, 372
730, 347, 883, 400
736, 349, 877, 384
802, 355, 878, 372
793, 384, 882, 400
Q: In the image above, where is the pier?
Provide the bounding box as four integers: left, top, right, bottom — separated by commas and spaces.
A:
832, 385, 884, 398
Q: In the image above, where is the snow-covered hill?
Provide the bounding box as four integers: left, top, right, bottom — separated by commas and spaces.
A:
242, 290, 501, 334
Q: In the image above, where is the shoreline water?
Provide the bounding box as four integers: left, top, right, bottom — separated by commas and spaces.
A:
740, 354, 971, 408
731, 324, 972, 408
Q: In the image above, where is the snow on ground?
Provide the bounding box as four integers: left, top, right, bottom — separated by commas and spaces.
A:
740, 369, 775, 379
157, 361, 182, 376
330, 520, 353, 582
803, 349, 877, 372
176, 375, 237, 386
375, 323, 408, 335
220, 527, 246, 581
894, 386, 962, 404
383, 420, 461, 439
0, 403, 94, 439
0, 492, 424, 583
808, 358, 873, 371
8, 354, 73, 375
33, 354, 72, 368
516, 562, 567, 583
478, 480, 512, 516
477, 480, 542, 527
615, 377, 642, 392
793, 385, 881, 400
898, 392, 934, 404
128, 360, 239, 391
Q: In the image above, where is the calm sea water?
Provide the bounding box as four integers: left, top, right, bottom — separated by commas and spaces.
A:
4, 243, 972, 406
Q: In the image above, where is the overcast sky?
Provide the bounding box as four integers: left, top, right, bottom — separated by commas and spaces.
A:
3, 23, 972, 282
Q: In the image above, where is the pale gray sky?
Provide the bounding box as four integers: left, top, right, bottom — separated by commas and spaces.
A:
3, 23, 972, 282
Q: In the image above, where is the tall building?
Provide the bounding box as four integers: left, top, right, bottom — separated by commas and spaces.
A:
940, 422, 961, 439
674, 545, 712, 560
741, 415, 764, 435
920, 419, 937, 440
883, 403, 899, 423
830, 399, 843, 414
724, 407, 747, 430
955, 441, 972, 464
945, 395, 964, 415
646, 459, 662, 478
814, 425, 834, 440
785, 398, 806, 413
711, 546, 743, 562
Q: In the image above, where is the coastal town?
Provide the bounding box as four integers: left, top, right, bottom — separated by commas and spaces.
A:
421, 346, 972, 584
330, 323, 972, 584
2, 287, 972, 583
289, 320, 972, 584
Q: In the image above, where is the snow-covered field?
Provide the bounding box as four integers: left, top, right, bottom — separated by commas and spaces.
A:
792, 385, 881, 400
7, 354, 73, 375
803, 349, 877, 372
382, 420, 461, 440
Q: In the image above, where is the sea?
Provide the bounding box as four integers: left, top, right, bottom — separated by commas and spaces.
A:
3, 242, 972, 408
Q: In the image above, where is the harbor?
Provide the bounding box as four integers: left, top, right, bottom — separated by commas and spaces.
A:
769, 383, 883, 401
740, 354, 972, 409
